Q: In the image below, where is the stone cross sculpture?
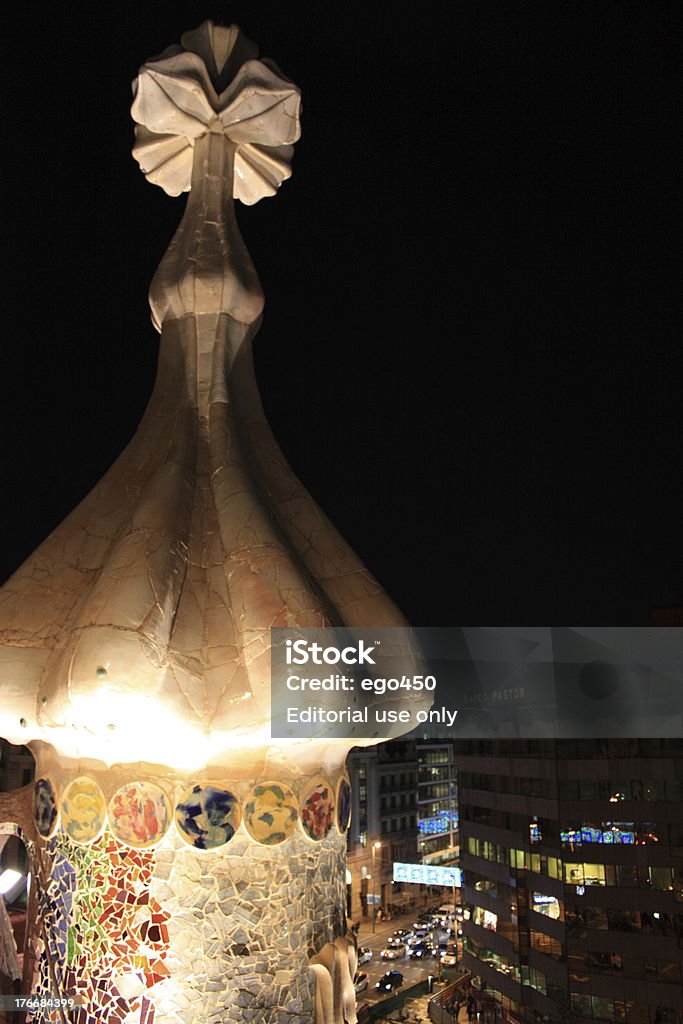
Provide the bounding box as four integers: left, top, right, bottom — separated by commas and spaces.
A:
0, 22, 428, 1024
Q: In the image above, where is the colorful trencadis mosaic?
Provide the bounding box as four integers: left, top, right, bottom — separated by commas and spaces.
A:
32, 832, 168, 1024
28, 774, 351, 1021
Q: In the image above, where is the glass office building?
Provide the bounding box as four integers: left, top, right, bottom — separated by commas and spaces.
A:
457, 738, 683, 1023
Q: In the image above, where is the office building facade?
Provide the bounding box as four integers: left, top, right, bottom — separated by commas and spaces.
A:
416, 740, 459, 866
346, 740, 418, 918
458, 738, 683, 1024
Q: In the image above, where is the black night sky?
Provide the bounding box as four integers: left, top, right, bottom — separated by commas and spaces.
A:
1, 2, 680, 626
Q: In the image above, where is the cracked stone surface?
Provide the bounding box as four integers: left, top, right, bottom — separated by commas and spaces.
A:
0, 19, 428, 1024
0, 21, 426, 773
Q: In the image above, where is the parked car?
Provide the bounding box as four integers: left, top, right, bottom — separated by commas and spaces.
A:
354, 972, 369, 995
380, 945, 404, 960
441, 952, 457, 967
375, 971, 404, 992
357, 947, 372, 965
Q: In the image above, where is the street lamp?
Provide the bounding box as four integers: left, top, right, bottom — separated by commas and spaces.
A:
371, 842, 382, 933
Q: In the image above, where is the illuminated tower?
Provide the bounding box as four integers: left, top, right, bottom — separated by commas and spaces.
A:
0, 22, 427, 1024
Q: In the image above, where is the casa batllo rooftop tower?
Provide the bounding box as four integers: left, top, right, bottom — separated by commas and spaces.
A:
0, 22, 428, 1024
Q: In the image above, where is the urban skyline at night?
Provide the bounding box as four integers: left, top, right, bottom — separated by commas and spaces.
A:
0, 5, 680, 1024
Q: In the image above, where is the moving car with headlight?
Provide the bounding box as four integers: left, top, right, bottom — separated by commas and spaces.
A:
380, 945, 404, 960
386, 935, 405, 948
413, 912, 435, 929
409, 941, 431, 959
375, 971, 404, 992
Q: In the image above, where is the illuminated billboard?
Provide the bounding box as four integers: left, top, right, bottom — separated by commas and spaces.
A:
393, 862, 462, 887
418, 810, 459, 835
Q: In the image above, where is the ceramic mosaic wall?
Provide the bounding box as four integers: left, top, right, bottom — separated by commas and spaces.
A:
31, 829, 168, 1024
27, 773, 352, 1024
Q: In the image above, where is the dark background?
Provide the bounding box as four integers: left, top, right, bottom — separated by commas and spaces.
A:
1, 2, 679, 625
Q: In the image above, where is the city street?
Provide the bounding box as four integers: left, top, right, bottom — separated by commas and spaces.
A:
352, 904, 461, 1005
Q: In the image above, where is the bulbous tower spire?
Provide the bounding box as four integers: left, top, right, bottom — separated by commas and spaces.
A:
0, 21, 427, 1024
0, 21, 423, 771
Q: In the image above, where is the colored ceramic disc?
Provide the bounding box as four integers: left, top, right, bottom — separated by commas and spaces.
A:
60, 776, 107, 846
108, 781, 171, 849
336, 777, 352, 833
300, 778, 334, 841
175, 783, 241, 850
243, 781, 298, 846
34, 777, 59, 839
